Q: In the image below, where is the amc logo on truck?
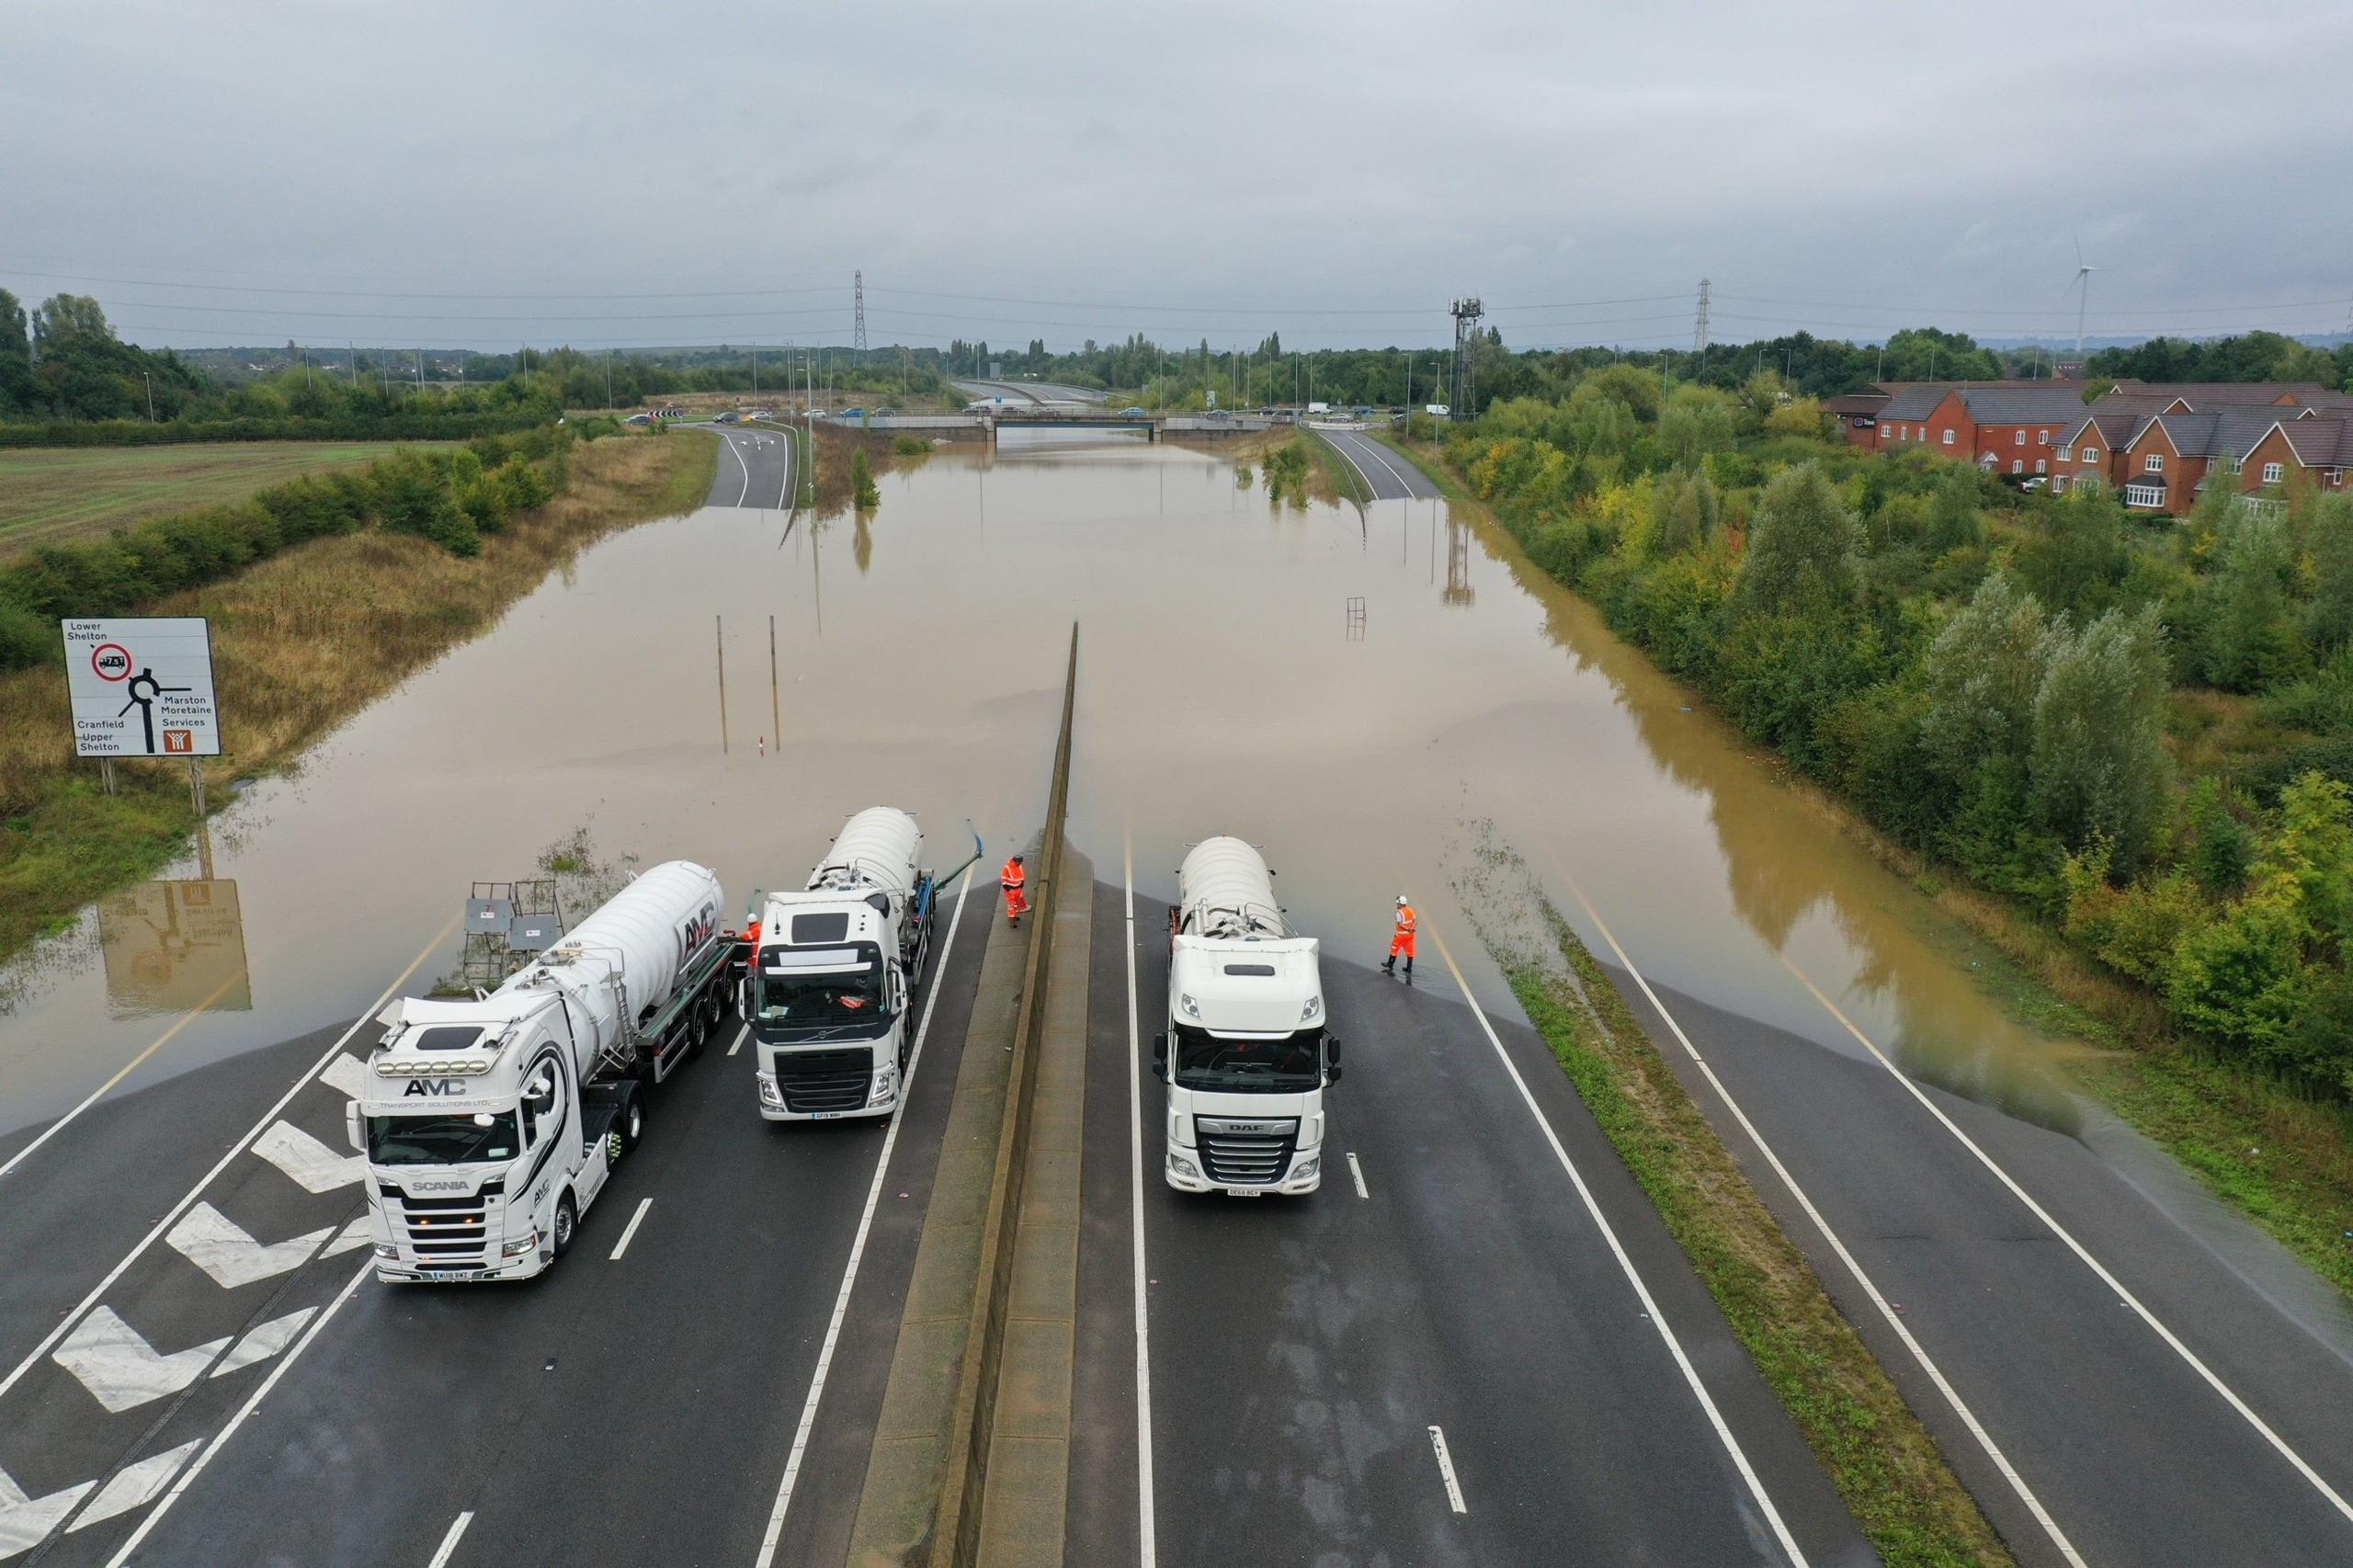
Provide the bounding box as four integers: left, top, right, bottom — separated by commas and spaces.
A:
402, 1078, 466, 1096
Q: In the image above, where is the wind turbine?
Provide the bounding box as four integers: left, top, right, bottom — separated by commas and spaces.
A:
2071, 235, 2098, 357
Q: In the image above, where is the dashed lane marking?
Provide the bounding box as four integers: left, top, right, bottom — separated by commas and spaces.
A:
426, 1510, 473, 1568
1430, 926, 1809, 1568
1124, 834, 1159, 1568
1346, 1151, 1368, 1200
608, 1199, 652, 1262
1427, 1426, 1468, 1515
752, 871, 976, 1568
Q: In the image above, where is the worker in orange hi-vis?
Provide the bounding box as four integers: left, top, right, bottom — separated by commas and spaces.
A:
1381, 894, 1417, 982
1001, 854, 1029, 928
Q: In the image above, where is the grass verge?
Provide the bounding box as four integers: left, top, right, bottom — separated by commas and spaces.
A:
1302, 427, 1372, 507
1397, 421, 2353, 1307
0, 430, 717, 963
1461, 846, 2011, 1565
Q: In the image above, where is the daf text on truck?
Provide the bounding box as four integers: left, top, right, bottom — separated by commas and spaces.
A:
348, 861, 733, 1281
1153, 837, 1342, 1196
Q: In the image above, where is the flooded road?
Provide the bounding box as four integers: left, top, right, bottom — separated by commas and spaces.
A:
4, 433, 2076, 1141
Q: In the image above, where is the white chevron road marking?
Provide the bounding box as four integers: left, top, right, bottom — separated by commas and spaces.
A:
165, 1203, 328, 1290
51, 1303, 321, 1415
324, 1217, 373, 1257
0, 1438, 203, 1559
252, 1119, 363, 1193
319, 1052, 371, 1101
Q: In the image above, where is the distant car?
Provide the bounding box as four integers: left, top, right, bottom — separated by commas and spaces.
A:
714, 412, 741, 424
839, 406, 865, 417
1205, 408, 1232, 421
2020, 476, 2049, 491
624, 412, 654, 426
1120, 406, 1148, 416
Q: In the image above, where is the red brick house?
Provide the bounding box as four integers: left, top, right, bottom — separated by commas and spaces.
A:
2239, 418, 2353, 500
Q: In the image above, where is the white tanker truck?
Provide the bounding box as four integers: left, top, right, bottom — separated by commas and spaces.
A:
750, 808, 938, 1122
347, 861, 732, 1281
1153, 837, 1342, 1196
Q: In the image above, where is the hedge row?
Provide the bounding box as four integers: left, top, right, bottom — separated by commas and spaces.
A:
0, 429, 570, 671
0, 412, 551, 448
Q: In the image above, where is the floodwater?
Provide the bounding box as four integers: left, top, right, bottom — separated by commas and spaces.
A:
2, 433, 2080, 1143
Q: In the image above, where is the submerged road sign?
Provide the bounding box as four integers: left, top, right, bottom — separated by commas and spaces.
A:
63, 617, 222, 757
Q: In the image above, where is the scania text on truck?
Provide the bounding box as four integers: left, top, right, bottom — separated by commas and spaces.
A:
1154, 837, 1342, 1196
749, 807, 937, 1121
347, 861, 732, 1282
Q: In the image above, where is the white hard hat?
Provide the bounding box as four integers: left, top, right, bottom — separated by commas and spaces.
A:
1396, 894, 1409, 906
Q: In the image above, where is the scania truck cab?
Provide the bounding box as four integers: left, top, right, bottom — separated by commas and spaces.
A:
751, 807, 935, 1122
1154, 837, 1341, 1196
349, 860, 730, 1281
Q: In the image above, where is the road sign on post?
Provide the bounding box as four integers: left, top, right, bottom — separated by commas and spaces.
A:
62, 618, 222, 758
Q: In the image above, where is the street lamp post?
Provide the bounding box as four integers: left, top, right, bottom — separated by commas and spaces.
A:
142, 371, 154, 422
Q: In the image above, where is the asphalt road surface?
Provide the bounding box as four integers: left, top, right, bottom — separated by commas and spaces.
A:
1066, 873, 1874, 1568
952, 379, 1106, 407
0, 887, 988, 1568
1316, 426, 1443, 501
700, 425, 798, 510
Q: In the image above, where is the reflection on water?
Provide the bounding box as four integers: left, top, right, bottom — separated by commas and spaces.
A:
3, 434, 2083, 1144
98, 877, 250, 1018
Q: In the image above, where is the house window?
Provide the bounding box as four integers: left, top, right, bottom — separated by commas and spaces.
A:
2085, 447, 2101, 463
2011, 460, 2023, 473
2053, 476, 2070, 493
2328, 469, 2345, 486
2144, 454, 2165, 473
1942, 429, 1955, 446
2263, 461, 2285, 484
2038, 429, 2051, 446
2036, 459, 2046, 474
2221, 454, 2241, 475
2058, 445, 2074, 461
2015, 430, 2026, 446
2124, 483, 2166, 508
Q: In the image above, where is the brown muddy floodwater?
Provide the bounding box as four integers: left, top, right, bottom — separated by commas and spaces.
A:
2, 432, 2081, 1143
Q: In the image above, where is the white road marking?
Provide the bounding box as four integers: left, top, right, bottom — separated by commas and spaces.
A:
319, 1053, 372, 1100
1778, 943, 2353, 1535
1346, 1151, 1369, 1200
727, 1023, 747, 1057
1124, 835, 1159, 1568
1548, 858, 2087, 1565
211, 1308, 314, 1378
324, 1218, 373, 1258
725, 434, 752, 506
251, 1119, 365, 1193
1427, 1425, 1469, 1514
0, 971, 241, 1182
1349, 430, 1427, 497
165, 1202, 330, 1290
0, 920, 453, 1405
608, 1199, 653, 1261
1320, 431, 1381, 504
0, 1440, 200, 1559
752, 869, 976, 1568
1429, 928, 1809, 1568
102, 1258, 375, 1568
426, 1510, 473, 1568
52, 1308, 227, 1415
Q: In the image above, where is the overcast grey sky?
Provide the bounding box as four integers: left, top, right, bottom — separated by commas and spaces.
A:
8, 0, 2350, 353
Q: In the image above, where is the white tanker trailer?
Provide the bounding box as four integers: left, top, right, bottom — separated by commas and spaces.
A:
1153, 837, 1342, 1196
749, 807, 940, 1122
347, 860, 732, 1281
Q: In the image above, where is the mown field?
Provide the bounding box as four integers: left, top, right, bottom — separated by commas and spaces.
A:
0, 441, 438, 557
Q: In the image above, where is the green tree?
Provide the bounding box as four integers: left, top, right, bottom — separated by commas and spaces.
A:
2012, 484, 2131, 623
2304, 494, 2353, 652
1925, 574, 2052, 786
0, 289, 32, 415
850, 448, 880, 508
2200, 506, 2306, 689
2029, 605, 2169, 869
1732, 462, 1862, 619
1659, 385, 1738, 468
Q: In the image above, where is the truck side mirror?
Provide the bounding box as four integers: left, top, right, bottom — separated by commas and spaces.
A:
1152, 1032, 1168, 1082
345, 1103, 365, 1155
1326, 1065, 1343, 1084
1326, 1037, 1342, 1065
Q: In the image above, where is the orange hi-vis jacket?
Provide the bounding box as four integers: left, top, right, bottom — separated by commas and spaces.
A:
1001, 858, 1029, 915
1390, 903, 1418, 958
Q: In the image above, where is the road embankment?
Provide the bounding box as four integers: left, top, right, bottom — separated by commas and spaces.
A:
0, 429, 717, 962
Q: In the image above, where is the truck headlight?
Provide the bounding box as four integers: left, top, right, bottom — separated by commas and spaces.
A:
1300, 995, 1323, 1023
869, 1069, 896, 1106
1291, 1157, 1320, 1183
373, 1243, 398, 1261
757, 1074, 782, 1107
1167, 1153, 1199, 1179
501, 1232, 539, 1258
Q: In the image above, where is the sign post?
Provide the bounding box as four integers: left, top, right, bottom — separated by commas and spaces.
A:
61, 619, 223, 813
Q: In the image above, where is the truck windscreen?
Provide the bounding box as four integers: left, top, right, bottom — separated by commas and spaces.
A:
1173, 1026, 1323, 1091
367, 1111, 518, 1165
752, 945, 887, 1037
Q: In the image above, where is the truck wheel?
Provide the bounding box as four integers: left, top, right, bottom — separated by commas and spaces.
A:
620, 1087, 645, 1153
552, 1193, 577, 1258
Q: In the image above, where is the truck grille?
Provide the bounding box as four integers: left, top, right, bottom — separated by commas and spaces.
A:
776, 1049, 873, 1114
385, 1182, 496, 1263
1196, 1118, 1299, 1186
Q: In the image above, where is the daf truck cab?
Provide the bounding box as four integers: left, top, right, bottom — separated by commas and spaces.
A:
1154, 837, 1341, 1196
751, 807, 935, 1121
349, 861, 731, 1281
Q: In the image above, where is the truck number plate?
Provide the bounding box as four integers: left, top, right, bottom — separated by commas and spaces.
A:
419, 1269, 484, 1281
1227, 1187, 1265, 1199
